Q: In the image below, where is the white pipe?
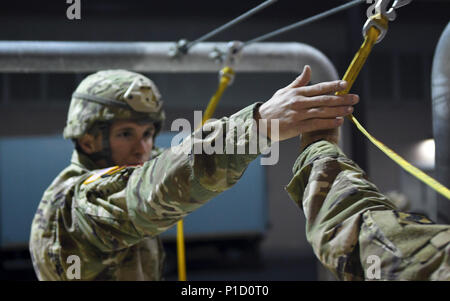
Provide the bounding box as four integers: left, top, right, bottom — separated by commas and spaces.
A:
431, 22, 450, 223
0, 41, 338, 82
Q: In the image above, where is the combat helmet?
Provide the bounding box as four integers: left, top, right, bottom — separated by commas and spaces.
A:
63, 69, 165, 164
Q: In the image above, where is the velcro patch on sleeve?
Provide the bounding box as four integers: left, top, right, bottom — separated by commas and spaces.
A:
395, 211, 435, 226
431, 229, 450, 250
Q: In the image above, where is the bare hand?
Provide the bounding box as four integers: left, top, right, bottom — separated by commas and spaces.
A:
257, 65, 359, 142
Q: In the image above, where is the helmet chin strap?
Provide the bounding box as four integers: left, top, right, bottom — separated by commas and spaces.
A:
87, 124, 116, 167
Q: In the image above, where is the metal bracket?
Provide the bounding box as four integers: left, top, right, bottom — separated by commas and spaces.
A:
362, 0, 412, 43
208, 41, 244, 67
168, 39, 189, 59
363, 14, 389, 43
211, 41, 243, 85
222, 41, 244, 68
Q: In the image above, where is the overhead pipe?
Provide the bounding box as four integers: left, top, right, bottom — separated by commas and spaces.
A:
431, 22, 450, 224
0, 41, 338, 82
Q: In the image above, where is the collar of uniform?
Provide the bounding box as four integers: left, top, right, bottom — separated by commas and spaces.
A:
70, 150, 99, 171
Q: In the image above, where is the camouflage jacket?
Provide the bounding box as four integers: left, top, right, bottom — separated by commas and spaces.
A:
286, 140, 450, 280
30, 103, 268, 280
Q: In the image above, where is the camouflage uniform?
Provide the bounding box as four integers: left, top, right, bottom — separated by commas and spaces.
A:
286, 140, 450, 280
29, 70, 268, 280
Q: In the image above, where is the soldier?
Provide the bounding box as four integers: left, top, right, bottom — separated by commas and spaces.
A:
285, 118, 450, 280
30, 66, 358, 280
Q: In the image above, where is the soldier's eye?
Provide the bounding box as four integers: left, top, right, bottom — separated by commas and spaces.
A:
144, 130, 155, 138
118, 131, 132, 138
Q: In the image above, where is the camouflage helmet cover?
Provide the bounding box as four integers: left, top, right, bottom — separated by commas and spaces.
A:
63, 70, 165, 139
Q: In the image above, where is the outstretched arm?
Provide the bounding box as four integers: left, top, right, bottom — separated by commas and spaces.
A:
75, 66, 360, 249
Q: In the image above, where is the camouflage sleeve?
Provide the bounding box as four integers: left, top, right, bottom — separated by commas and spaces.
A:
73, 103, 268, 253
285, 140, 450, 280
125, 103, 269, 236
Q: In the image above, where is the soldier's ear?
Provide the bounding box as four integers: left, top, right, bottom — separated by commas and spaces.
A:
77, 134, 101, 154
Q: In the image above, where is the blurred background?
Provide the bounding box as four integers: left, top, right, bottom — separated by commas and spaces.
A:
0, 0, 449, 280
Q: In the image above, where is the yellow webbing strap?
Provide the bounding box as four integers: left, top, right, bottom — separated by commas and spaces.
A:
176, 66, 235, 281
176, 219, 186, 281
337, 24, 450, 200
202, 66, 236, 123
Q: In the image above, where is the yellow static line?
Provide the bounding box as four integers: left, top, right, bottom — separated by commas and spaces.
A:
337, 24, 450, 199
176, 66, 235, 281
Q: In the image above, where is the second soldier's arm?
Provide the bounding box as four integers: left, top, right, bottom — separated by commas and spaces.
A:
286, 140, 450, 280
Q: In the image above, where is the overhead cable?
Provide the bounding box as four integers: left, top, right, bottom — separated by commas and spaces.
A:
170, 0, 277, 57
243, 0, 367, 47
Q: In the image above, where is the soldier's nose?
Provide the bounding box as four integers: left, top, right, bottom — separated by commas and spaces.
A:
134, 139, 152, 155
